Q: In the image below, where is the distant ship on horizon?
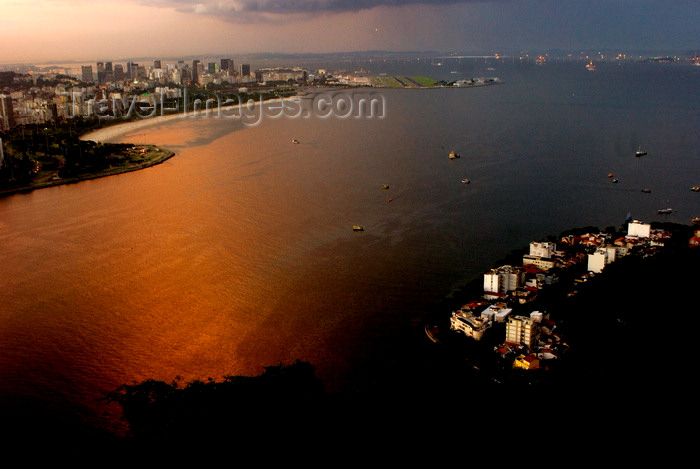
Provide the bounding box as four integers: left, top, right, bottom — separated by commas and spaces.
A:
586, 61, 597, 71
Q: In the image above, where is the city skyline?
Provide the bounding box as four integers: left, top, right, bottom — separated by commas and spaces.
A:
1, 1, 698, 65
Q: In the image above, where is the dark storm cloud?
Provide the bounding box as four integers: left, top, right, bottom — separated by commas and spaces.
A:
148, 0, 480, 16
233, 0, 468, 13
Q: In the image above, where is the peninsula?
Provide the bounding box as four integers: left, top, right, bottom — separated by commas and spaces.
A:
0, 120, 174, 197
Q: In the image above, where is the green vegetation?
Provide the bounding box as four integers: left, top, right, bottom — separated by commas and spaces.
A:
0, 119, 173, 196
370, 75, 440, 88
408, 76, 439, 86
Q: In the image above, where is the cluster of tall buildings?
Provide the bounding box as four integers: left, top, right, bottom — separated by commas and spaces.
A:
77, 58, 254, 86
0, 57, 322, 130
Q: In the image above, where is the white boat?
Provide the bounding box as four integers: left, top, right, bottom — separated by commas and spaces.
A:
635, 147, 647, 157
292, 139, 300, 144
657, 208, 672, 214
461, 178, 470, 184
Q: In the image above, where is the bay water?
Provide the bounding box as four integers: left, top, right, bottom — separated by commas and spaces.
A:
1, 59, 698, 436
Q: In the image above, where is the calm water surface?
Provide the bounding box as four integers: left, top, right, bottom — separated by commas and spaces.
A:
1, 60, 698, 435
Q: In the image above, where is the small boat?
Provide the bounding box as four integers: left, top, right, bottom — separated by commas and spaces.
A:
612, 178, 619, 183
635, 147, 647, 157
691, 186, 700, 192
607, 173, 614, 178
586, 61, 597, 71
641, 188, 651, 193
448, 150, 460, 159
291, 139, 300, 144
352, 225, 364, 231
380, 184, 390, 189
657, 208, 672, 214
691, 217, 700, 224
461, 178, 470, 184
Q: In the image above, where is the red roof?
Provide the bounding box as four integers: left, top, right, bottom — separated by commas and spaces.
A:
522, 264, 544, 274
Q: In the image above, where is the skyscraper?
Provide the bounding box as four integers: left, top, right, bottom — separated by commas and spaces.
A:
239, 64, 250, 77
96, 62, 105, 83
114, 64, 124, 81
192, 59, 201, 83
104, 61, 114, 82
154, 60, 161, 69
81, 65, 93, 83
0, 94, 15, 130
220, 58, 233, 72
126, 62, 137, 80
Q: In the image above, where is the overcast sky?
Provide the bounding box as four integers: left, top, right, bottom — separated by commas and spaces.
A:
1, 0, 697, 64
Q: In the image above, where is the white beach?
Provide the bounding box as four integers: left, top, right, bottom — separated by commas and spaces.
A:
79, 97, 292, 143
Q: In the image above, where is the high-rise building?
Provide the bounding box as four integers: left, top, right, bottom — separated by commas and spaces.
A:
105, 61, 113, 72
114, 64, 125, 81
96, 62, 105, 83
126, 62, 138, 79
0, 94, 15, 130
239, 63, 251, 77
192, 59, 201, 83
220, 58, 233, 72
208, 62, 218, 74
153, 60, 161, 69
81, 65, 94, 83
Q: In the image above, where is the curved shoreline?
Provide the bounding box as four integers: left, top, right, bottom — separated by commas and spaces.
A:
0, 145, 174, 198
80, 96, 291, 143
80, 113, 188, 143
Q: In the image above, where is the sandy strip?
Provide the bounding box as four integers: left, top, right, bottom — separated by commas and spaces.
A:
80, 97, 290, 143
79, 113, 189, 143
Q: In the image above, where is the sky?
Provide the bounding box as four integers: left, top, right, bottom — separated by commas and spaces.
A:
0, 0, 697, 64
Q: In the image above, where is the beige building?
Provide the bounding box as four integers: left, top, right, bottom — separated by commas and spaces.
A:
450, 309, 492, 340
505, 315, 539, 348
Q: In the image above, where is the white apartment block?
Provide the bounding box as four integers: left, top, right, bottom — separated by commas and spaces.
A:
483, 265, 525, 294
628, 220, 651, 238
479, 304, 513, 323
529, 241, 556, 258
587, 246, 616, 273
